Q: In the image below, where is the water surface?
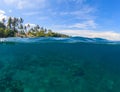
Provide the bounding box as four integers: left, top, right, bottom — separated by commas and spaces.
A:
0, 37, 120, 92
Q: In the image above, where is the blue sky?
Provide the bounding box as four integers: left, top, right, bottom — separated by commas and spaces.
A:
0, 0, 120, 40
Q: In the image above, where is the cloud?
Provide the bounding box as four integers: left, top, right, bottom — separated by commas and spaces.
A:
0, 10, 5, 14
60, 6, 95, 15
57, 0, 86, 5
59, 2, 96, 20
57, 29, 120, 41
3, 0, 46, 9
0, 10, 7, 21
74, 0, 86, 4
68, 20, 97, 29
22, 11, 41, 16
52, 20, 97, 30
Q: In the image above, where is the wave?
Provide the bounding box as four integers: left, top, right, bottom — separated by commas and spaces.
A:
0, 37, 120, 44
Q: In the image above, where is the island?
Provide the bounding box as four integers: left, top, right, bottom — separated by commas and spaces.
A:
0, 17, 69, 38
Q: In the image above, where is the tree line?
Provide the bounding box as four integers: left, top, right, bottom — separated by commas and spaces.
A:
0, 17, 69, 38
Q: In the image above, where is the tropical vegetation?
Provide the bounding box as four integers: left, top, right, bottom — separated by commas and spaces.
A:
0, 17, 69, 38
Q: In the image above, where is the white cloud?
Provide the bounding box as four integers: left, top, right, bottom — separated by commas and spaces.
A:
70, 6, 95, 15
57, 0, 86, 5
70, 0, 85, 3
52, 20, 97, 30
3, 0, 46, 9
23, 11, 41, 16
0, 10, 7, 21
0, 10, 5, 14
57, 29, 120, 41
68, 20, 97, 29
59, 4, 96, 20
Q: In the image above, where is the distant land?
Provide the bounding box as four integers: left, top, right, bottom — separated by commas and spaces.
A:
0, 17, 69, 38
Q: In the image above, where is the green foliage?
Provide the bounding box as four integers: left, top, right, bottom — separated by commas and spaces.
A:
0, 17, 69, 38
36, 30, 46, 37
0, 28, 15, 37
0, 28, 4, 37
0, 22, 6, 29
7, 17, 12, 29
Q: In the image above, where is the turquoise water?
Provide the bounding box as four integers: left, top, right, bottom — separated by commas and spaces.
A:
0, 37, 120, 92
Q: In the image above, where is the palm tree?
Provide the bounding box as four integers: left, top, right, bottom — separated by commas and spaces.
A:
12, 17, 16, 31
19, 17, 24, 24
18, 17, 24, 29
24, 25, 27, 31
27, 24, 30, 32
11, 17, 20, 32
7, 17, 12, 29
0, 22, 6, 29
2, 18, 6, 25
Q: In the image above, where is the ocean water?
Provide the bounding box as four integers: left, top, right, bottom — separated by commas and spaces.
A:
0, 37, 120, 92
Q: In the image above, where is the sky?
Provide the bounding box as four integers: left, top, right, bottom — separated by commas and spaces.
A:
0, 0, 120, 40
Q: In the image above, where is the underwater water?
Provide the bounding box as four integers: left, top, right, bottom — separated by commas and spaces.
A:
0, 37, 120, 92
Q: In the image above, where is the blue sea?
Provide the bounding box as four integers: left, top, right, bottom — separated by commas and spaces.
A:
0, 37, 120, 92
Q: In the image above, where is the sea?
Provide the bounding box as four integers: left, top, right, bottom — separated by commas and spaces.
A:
0, 37, 120, 92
